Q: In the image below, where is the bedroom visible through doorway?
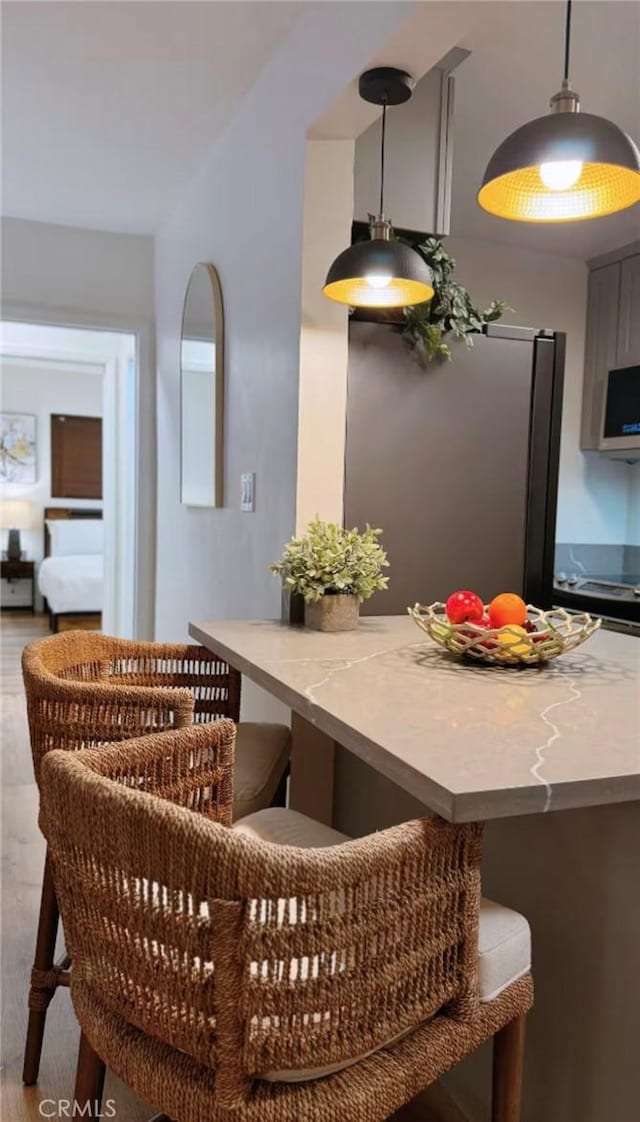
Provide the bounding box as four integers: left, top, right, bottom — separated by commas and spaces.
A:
0, 321, 137, 638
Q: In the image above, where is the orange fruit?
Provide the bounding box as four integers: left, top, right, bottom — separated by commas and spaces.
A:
488, 592, 527, 628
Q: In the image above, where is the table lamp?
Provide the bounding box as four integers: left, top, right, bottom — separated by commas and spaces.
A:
0, 500, 35, 560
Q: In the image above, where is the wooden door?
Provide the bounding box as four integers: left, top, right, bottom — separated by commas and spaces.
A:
51, 415, 102, 499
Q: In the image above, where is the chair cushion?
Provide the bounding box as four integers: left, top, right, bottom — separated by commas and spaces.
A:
233, 806, 346, 847
477, 897, 531, 1003
232, 724, 291, 821
233, 807, 531, 1084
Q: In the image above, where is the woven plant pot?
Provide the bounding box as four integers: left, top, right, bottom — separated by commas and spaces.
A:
305, 594, 360, 632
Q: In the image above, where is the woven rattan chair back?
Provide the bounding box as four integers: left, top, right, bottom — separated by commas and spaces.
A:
21, 630, 241, 1087
42, 735, 483, 1107
22, 631, 241, 786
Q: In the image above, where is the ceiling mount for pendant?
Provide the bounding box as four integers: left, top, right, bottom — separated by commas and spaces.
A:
477, 0, 640, 222
358, 67, 415, 107
323, 66, 434, 309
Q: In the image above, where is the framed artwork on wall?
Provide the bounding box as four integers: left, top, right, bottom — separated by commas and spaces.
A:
0, 412, 37, 483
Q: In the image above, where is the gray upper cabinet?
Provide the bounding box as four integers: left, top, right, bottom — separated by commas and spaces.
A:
617, 254, 640, 367
580, 262, 621, 450
580, 244, 640, 451
353, 50, 470, 237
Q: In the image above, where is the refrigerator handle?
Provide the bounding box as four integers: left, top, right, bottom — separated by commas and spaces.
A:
523, 332, 565, 607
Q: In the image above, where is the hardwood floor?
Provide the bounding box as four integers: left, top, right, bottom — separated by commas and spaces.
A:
0, 612, 459, 1122
0, 613, 152, 1122
55, 613, 101, 633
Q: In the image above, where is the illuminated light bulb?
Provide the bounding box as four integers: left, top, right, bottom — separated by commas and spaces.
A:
365, 273, 392, 289
539, 160, 584, 190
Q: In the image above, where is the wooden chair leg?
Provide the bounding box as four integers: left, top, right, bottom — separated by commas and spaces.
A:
75, 1032, 106, 1118
22, 850, 61, 1085
491, 1014, 526, 1122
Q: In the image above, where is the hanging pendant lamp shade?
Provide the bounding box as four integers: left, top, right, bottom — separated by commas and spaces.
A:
323, 68, 434, 309
323, 223, 434, 308
478, 104, 640, 223
478, 2, 640, 223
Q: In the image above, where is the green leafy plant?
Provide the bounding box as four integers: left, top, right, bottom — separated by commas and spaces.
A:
402, 237, 509, 361
270, 519, 389, 604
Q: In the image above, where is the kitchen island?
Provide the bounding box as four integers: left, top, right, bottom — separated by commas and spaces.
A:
190, 617, 640, 1122
189, 616, 640, 822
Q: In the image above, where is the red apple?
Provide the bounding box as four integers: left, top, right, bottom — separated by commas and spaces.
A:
462, 617, 498, 651
461, 617, 490, 635
446, 590, 484, 624
464, 616, 498, 650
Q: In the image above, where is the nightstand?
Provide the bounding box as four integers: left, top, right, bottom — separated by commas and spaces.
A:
1, 558, 36, 612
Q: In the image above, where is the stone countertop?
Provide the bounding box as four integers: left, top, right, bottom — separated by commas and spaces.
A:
189, 616, 640, 822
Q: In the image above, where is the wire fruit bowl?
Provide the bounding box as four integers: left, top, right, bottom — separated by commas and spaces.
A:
408, 602, 601, 666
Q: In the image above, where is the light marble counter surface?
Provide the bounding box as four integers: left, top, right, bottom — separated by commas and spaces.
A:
189, 616, 640, 821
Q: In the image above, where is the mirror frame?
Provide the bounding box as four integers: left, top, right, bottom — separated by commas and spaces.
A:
180, 262, 225, 508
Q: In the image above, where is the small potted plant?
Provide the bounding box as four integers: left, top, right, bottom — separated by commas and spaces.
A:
270, 518, 389, 631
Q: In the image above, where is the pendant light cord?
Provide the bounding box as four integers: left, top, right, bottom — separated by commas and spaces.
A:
379, 99, 387, 216
563, 0, 573, 81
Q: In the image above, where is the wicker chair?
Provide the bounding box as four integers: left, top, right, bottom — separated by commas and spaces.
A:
21, 630, 290, 1085
40, 723, 533, 1122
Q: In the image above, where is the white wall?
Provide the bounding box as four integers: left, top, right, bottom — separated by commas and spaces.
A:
153, 2, 423, 650
1, 217, 154, 321
447, 236, 634, 546
296, 139, 354, 533
1, 216, 156, 635
1, 360, 102, 603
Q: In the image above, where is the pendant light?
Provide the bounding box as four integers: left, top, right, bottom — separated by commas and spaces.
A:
478, 0, 640, 222
323, 68, 434, 308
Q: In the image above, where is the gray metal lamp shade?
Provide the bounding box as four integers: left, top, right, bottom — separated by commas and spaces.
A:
478, 110, 640, 222
323, 238, 434, 308
323, 67, 434, 307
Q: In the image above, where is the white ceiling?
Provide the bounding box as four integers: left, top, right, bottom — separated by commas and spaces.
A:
450, 0, 640, 259
1, 1, 302, 234
2, 1, 639, 259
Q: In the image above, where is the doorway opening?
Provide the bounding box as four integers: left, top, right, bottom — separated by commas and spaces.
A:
1, 321, 137, 638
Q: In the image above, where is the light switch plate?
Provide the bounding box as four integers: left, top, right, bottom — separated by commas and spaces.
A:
240, 472, 255, 512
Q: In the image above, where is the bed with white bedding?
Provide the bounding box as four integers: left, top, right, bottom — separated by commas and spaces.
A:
39, 509, 104, 630
38, 554, 104, 615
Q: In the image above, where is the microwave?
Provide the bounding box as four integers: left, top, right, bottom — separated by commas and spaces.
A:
599, 364, 640, 459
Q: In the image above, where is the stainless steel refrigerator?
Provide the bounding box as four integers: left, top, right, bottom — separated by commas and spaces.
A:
344, 321, 565, 614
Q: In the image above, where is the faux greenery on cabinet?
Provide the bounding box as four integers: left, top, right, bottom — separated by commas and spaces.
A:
402, 237, 508, 361
351, 224, 509, 363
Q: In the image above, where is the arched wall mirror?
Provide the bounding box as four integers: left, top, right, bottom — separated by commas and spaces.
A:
180, 262, 224, 507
